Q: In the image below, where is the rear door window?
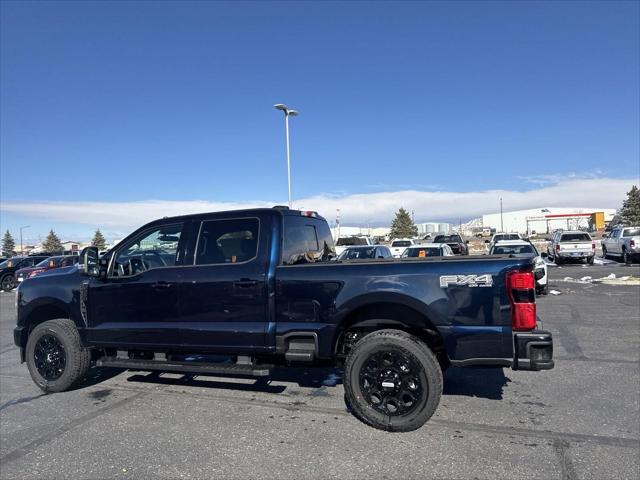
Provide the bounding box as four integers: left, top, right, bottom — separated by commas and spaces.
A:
195, 218, 260, 265
282, 216, 335, 265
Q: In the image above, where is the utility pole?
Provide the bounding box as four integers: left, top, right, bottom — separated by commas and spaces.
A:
19, 225, 30, 255
336, 209, 341, 239
500, 197, 504, 232
274, 104, 299, 208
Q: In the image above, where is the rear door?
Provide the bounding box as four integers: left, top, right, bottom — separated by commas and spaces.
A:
178, 214, 270, 352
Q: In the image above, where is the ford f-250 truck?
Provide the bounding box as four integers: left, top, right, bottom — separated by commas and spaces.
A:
14, 207, 553, 432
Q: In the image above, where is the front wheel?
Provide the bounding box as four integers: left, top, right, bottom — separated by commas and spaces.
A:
343, 329, 443, 432
1, 274, 15, 292
26, 319, 90, 392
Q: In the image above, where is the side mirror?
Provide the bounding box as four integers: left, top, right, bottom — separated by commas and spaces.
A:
79, 247, 100, 277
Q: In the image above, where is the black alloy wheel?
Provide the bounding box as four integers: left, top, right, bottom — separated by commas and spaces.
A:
33, 334, 67, 381
1, 274, 15, 292
359, 349, 423, 417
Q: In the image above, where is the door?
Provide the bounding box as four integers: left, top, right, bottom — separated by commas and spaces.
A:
85, 222, 187, 347
178, 216, 269, 352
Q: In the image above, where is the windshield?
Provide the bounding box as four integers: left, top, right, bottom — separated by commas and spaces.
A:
391, 241, 411, 247
491, 244, 535, 255
622, 228, 640, 237
402, 247, 442, 258
337, 247, 376, 260
560, 233, 591, 242
336, 237, 368, 246
434, 235, 461, 243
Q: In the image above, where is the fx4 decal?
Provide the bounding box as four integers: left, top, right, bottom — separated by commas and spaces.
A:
440, 274, 494, 288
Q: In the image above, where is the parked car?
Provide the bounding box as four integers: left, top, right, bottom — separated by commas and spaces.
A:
0, 255, 51, 292
547, 231, 595, 265
401, 244, 455, 258
335, 236, 374, 256
488, 233, 523, 249
432, 234, 469, 255
15, 255, 80, 283
490, 240, 548, 295
14, 206, 552, 432
602, 226, 640, 264
389, 238, 415, 257
337, 245, 392, 261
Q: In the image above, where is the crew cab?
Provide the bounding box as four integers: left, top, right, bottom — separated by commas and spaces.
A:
602, 226, 640, 264
489, 240, 548, 295
14, 207, 553, 432
547, 230, 595, 265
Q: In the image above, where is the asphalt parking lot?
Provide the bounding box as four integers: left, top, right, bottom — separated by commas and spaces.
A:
1, 261, 638, 479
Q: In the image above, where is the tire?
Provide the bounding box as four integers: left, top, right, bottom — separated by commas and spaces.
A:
623, 249, 631, 265
555, 256, 563, 265
602, 246, 608, 259
541, 283, 549, 295
1, 274, 15, 292
587, 256, 594, 265
343, 329, 443, 432
26, 319, 90, 393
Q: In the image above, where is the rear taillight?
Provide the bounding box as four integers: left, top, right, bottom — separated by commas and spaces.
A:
507, 271, 536, 331
555, 244, 560, 251
592, 242, 595, 250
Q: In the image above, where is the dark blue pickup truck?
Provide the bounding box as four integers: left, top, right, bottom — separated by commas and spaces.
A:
14, 207, 553, 431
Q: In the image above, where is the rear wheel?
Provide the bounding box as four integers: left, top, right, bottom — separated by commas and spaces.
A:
343, 329, 443, 432
26, 319, 90, 392
602, 246, 608, 259
587, 256, 594, 265
623, 249, 631, 265
1, 274, 15, 292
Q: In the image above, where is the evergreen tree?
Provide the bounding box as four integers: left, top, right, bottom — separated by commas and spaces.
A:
2, 230, 16, 257
390, 208, 418, 239
42, 230, 63, 253
619, 185, 640, 226
91, 229, 107, 250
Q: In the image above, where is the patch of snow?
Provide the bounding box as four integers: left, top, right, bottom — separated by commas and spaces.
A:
580, 276, 592, 281
549, 290, 562, 295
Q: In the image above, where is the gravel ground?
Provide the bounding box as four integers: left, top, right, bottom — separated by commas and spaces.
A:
0, 261, 638, 479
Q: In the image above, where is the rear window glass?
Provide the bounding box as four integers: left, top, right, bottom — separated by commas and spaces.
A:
391, 241, 411, 247
336, 237, 368, 246
492, 245, 535, 255
403, 247, 442, 258
622, 228, 640, 237
434, 235, 462, 243
282, 216, 335, 265
560, 233, 591, 242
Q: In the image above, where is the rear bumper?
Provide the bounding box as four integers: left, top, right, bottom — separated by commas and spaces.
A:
557, 252, 593, 259
513, 330, 554, 370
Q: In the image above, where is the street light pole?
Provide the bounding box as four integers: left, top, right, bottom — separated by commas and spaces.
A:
274, 104, 299, 209
19, 225, 30, 255
500, 197, 504, 232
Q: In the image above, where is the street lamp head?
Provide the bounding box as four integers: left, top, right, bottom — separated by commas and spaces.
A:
274, 104, 288, 111
288, 110, 299, 117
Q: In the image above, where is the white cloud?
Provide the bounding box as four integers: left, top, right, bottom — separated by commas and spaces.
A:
1, 177, 637, 230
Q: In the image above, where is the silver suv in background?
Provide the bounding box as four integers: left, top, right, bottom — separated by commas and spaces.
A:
602, 226, 640, 264
547, 230, 595, 265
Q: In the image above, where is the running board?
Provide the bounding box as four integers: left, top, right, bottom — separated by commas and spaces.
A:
96, 357, 273, 377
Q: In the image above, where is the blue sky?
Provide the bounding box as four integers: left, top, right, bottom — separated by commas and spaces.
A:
1, 1, 639, 242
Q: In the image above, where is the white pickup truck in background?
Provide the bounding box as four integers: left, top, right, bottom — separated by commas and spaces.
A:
602, 226, 640, 264
334, 236, 374, 256
547, 230, 595, 265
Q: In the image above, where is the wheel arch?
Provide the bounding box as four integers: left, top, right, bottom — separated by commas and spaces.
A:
19, 301, 71, 348
334, 300, 447, 364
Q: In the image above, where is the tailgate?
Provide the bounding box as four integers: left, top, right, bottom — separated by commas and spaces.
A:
559, 242, 592, 253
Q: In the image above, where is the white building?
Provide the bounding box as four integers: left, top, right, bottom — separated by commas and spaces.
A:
482, 207, 617, 234
416, 222, 451, 235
